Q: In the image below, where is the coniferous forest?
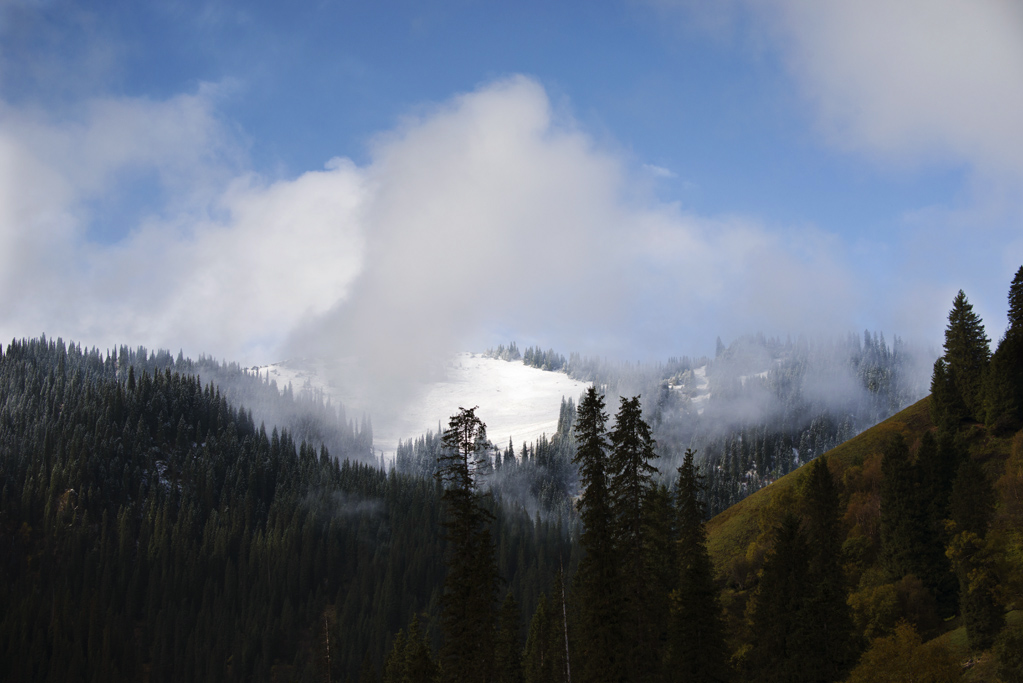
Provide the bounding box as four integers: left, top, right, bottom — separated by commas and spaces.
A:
2, 266, 1023, 681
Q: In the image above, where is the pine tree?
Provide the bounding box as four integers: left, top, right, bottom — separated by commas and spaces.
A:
744, 513, 812, 683
879, 435, 927, 582
494, 593, 524, 683
436, 407, 498, 683
1009, 265, 1023, 331
608, 395, 660, 681
801, 457, 856, 681
984, 266, 1023, 432
570, 386, 624, 683
930, 358, 967, 432
522, 593, 567, 683
383, 616, 438, 683
915, 431, 960, 617
941, 290, 990, 421
665, 449, 730, 682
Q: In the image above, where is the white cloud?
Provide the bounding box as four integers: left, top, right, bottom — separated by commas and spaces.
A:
642, 163, 677, 179
0, 75, 858, 397
761, 0, 1023, 177
0, 86, 366, 362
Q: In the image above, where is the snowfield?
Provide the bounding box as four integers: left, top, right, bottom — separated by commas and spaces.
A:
256, 353, 592, 458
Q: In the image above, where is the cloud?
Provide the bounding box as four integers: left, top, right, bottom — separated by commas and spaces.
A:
761, 0, 1023, 178
655, 0, 1023, 338
0, 86, 366, 362
286, 76, 859, 417
642, 163, 677, 179
0, 75, 860, 412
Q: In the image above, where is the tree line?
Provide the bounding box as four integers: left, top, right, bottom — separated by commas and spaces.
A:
0, 338, 571, 681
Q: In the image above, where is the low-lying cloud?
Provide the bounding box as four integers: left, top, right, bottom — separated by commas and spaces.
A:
2, 74, 886, 421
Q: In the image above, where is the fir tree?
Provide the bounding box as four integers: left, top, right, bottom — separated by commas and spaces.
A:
879, 434, 927, 582
383, 615, 438, 683
915, 431, 960, 616
984, 266, 1023, 431
494, 593, 524, 683
745, 513, 812, 683
522, 593, 567, 683
570, 387, 624, 683
801, 457, 856, 681
1010, 265, 1023, 331
608, 395, 660, 682
436, 407, 498, 683
930, 358, 967, 432
941, 290, 990, 421
665, 449, 730, 682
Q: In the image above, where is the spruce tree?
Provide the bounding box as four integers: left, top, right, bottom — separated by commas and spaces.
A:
930, 358, 967, 432
570, 387, 623, 683
436, 407, 498, 683
608, 395, 660, 682
665, 449, 730, 682
383, 616, 438, 683
984, 266, 1023, 431
879, 435, 927, 582
1010, 265, 1023, 331
916, 431, 960, 617
745, 513, 812, 683
494, 593, 524, 683
941, 290, 990, 421
801, 457, 856, 681
522, 593, 567, 683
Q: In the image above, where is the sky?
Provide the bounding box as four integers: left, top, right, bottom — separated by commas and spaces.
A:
1, 0, 1022, 372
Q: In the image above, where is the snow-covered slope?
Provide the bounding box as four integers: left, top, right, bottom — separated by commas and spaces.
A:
255, 352, 591, 458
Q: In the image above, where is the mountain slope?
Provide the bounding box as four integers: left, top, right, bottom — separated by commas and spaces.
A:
706, 396, 934, 572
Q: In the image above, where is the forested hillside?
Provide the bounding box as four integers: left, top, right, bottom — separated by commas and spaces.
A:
0, 338, 571, 681
3, 266, 1020, 683
702, 267, 1023, 681
490, 328, 930, 517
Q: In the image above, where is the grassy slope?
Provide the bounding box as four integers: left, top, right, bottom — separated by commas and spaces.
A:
706, 397, 934, 572
706, 391, 1017, 573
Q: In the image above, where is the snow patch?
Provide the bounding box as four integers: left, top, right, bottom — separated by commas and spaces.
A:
255, 353, 591, 458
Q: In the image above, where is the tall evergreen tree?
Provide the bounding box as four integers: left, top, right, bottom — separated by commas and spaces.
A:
801, 457, 856, 681
494, 593, 524, 683
930, 358, 967, 432
941, 290, 990, 421
608, 396, 660, 682
383, 615, 439, 683
436, 407, 498, 683
879, 435, 927, 582
522, 593, 568, 683
571, 387, 624, 683
915, 431, 960, 616
984, 266, 1023, 432
665, 449, 730, 682
745, 513, 812, 683
1009, 265, 1023, 331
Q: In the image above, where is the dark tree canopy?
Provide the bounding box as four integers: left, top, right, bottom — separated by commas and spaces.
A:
437, 407, 498, 683
941, 290, 990, 421
570, 388, 624, 683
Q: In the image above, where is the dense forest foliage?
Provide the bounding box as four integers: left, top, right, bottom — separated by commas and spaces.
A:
0, 338, 572, 681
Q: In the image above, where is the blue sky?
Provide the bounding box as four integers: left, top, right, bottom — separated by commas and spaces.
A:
1, 0, 1021, 368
